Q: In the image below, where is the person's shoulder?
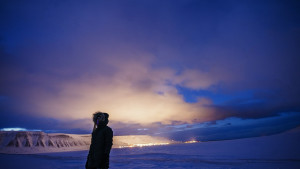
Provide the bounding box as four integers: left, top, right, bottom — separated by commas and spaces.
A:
105, 126, 113, 132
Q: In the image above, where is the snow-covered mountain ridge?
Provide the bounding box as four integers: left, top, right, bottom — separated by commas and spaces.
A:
0, 131, 172, 154
0, 131, 90, 154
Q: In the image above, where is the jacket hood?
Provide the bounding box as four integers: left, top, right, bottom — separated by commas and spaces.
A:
93, 112, 109, 126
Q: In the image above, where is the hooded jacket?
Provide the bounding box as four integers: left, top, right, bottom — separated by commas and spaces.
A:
86, 114, 113, 169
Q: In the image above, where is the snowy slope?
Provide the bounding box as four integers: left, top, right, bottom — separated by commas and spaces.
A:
0, 131, 90, 154
1, 128, 300, 169
0, 131, 173, 154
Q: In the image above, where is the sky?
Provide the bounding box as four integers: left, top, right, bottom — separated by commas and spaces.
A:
0, 0, 300, 141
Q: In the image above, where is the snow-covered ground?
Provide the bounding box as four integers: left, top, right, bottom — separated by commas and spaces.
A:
1, 129, 300, 169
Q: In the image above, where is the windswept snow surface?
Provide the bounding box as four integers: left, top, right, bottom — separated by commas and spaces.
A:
1, 129, 300, 169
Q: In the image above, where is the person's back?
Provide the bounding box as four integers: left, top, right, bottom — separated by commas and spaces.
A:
86, 112, 113, 169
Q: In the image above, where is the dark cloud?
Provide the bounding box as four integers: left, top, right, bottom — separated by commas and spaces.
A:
163, 112, 300, 141
0, 0, 299, 138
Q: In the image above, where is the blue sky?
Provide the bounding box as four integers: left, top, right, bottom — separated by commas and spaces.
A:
0, 0, 300, 141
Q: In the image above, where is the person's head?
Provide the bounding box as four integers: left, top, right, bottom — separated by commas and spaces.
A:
93, 111, 109, 126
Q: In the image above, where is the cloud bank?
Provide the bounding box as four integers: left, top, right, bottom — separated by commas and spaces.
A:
2, 56, 222, 126
1, 0, 300, 134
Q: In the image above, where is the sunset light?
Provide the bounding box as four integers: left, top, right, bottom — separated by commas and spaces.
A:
184, 140, 199, 144
118, 142, 170, 148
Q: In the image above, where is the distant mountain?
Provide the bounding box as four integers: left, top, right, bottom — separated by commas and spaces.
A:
0, 131, 173, 154
0, 131, 90, 154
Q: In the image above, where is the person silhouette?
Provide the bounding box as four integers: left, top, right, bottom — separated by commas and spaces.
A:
86, 112, 113, 169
